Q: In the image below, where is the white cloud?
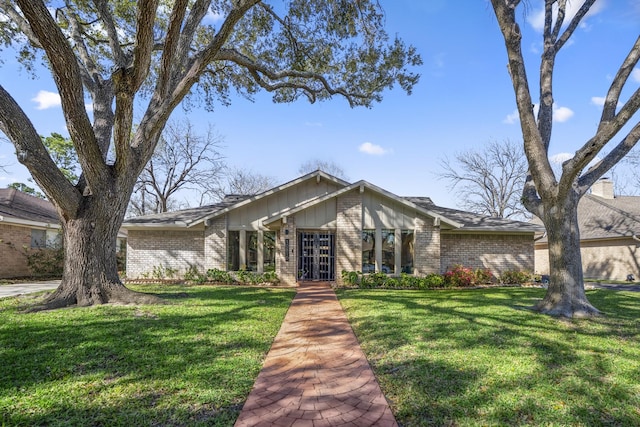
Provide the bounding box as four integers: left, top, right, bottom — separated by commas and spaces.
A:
632, 68, 640, 83
503, 104, 573, 124
527, 0, 606, 32
359, 142, 389, 156
503, 109, 519, 125
591, 96, 606, 106
550, 152, 573, 164
32, 90, 61, 110
553, 106, 574, 122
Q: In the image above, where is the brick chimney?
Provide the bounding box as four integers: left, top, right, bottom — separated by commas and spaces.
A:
591, 177, 614, 199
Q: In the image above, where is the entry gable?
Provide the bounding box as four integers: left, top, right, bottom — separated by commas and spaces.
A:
212, 170, 349, 230
263, 180, 463, 229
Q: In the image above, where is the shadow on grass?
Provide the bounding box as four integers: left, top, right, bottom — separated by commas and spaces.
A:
0, 285, 295, 426
337, 287, 640, 426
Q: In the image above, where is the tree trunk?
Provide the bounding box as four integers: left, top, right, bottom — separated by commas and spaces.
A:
536, 196, 600, 318
37, 194, 162, 310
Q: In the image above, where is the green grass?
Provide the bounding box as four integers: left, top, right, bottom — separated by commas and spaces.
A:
337, 287, 640, 426
0, 284, 295, 426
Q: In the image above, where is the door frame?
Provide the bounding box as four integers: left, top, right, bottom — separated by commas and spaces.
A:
297, 231, 336, 282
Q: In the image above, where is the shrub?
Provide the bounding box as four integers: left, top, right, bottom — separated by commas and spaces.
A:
474, 268, 494, 285
151, 265, 177, 280
341, 270, 360, 286
385, 277, 400, 288
500, 270, 532, 284
25, 247, 64, 277
206, 268, 235, 284
443, 265, 475, 287
262, 271, 280, 284
399, 273, 421, 289
423, 273, 445, 289
184, 265, 206, 284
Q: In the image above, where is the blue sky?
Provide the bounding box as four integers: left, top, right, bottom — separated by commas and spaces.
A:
1, 0, 639, 209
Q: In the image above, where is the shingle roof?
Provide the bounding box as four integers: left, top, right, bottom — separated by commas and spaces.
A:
122, 171, 543, 235
533, 194, 640, 242
0, 188, 59, 224
405, 197, 544, 233
123, 199, 239, 227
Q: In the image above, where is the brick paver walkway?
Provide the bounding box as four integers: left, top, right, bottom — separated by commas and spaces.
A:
234, 282, 398, 427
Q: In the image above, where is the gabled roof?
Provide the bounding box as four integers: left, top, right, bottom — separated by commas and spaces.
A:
123, 170, 350, 228
262, 180, 464, 229
123, 171, 542, 234
0, 188, 60, 228
534, 194, 640, 243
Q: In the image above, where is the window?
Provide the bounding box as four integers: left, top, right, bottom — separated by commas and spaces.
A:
31, 229, 46, 249
228, 231, 240, 271
381, 230, 395, 274
362, 230, 375, 273
264, 231, 276, 272
247, 232, 258, 271
401, 230, 414, 274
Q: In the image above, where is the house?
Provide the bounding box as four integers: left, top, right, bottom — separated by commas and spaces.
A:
0, 188, 61, 278
123, 171, 542, 285
0, 188, 127, 279
534, 178, 640, 281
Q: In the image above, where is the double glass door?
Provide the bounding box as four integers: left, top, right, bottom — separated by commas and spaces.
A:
298, 232, 335, 281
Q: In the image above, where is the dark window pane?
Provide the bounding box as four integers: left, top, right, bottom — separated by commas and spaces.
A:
401, 230, 414, 274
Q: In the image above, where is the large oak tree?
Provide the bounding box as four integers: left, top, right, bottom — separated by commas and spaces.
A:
0, 0, 420, 309
490, 0, 640, 317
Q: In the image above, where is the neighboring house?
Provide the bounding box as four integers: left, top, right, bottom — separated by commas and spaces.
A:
0, 188, 61, 278
534, 178, 640, 281
123, 171, 543, 285
0, 188, 127, 279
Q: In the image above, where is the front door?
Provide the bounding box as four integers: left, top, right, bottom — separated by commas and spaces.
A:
298, 232, 335, 281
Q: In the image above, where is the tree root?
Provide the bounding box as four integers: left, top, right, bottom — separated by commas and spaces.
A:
23, 281, 165, 312
534, 299, 602, 318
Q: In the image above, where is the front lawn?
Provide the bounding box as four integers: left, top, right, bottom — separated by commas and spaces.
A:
0, 284, 295, 426
337, 287, 640, 426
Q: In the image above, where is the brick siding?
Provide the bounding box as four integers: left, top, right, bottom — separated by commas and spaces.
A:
127, 229, 204, 278
0, 223, 32, 278
204, 216, 227, 271
335, 190, 362, 284
414, 216, 440, 275
441, 233, 534, 276
277, 217, 297, 286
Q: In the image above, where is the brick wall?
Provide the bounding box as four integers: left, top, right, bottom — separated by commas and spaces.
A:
204, 216, 227, 271
126, 229, 204, 278
441, 233, 535, 276
336, 190, 362, 284
414, 216, 440, 275
0, 223, 32, 278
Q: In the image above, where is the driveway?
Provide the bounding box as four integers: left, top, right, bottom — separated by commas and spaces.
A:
585, 283, 640, 292
0, 281, 60, 298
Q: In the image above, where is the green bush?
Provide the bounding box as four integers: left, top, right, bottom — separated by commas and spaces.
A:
25, 247, 64, 277
206, 268, 235, 284
423, 273, 445, 289
262, 271, 280, 284
184, 265, 207, 284
500, 270, 532, 284
341, 270, 361, 286
474, 268, 495, 284
399, 273, 422, 288
151, 265, 177, 280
